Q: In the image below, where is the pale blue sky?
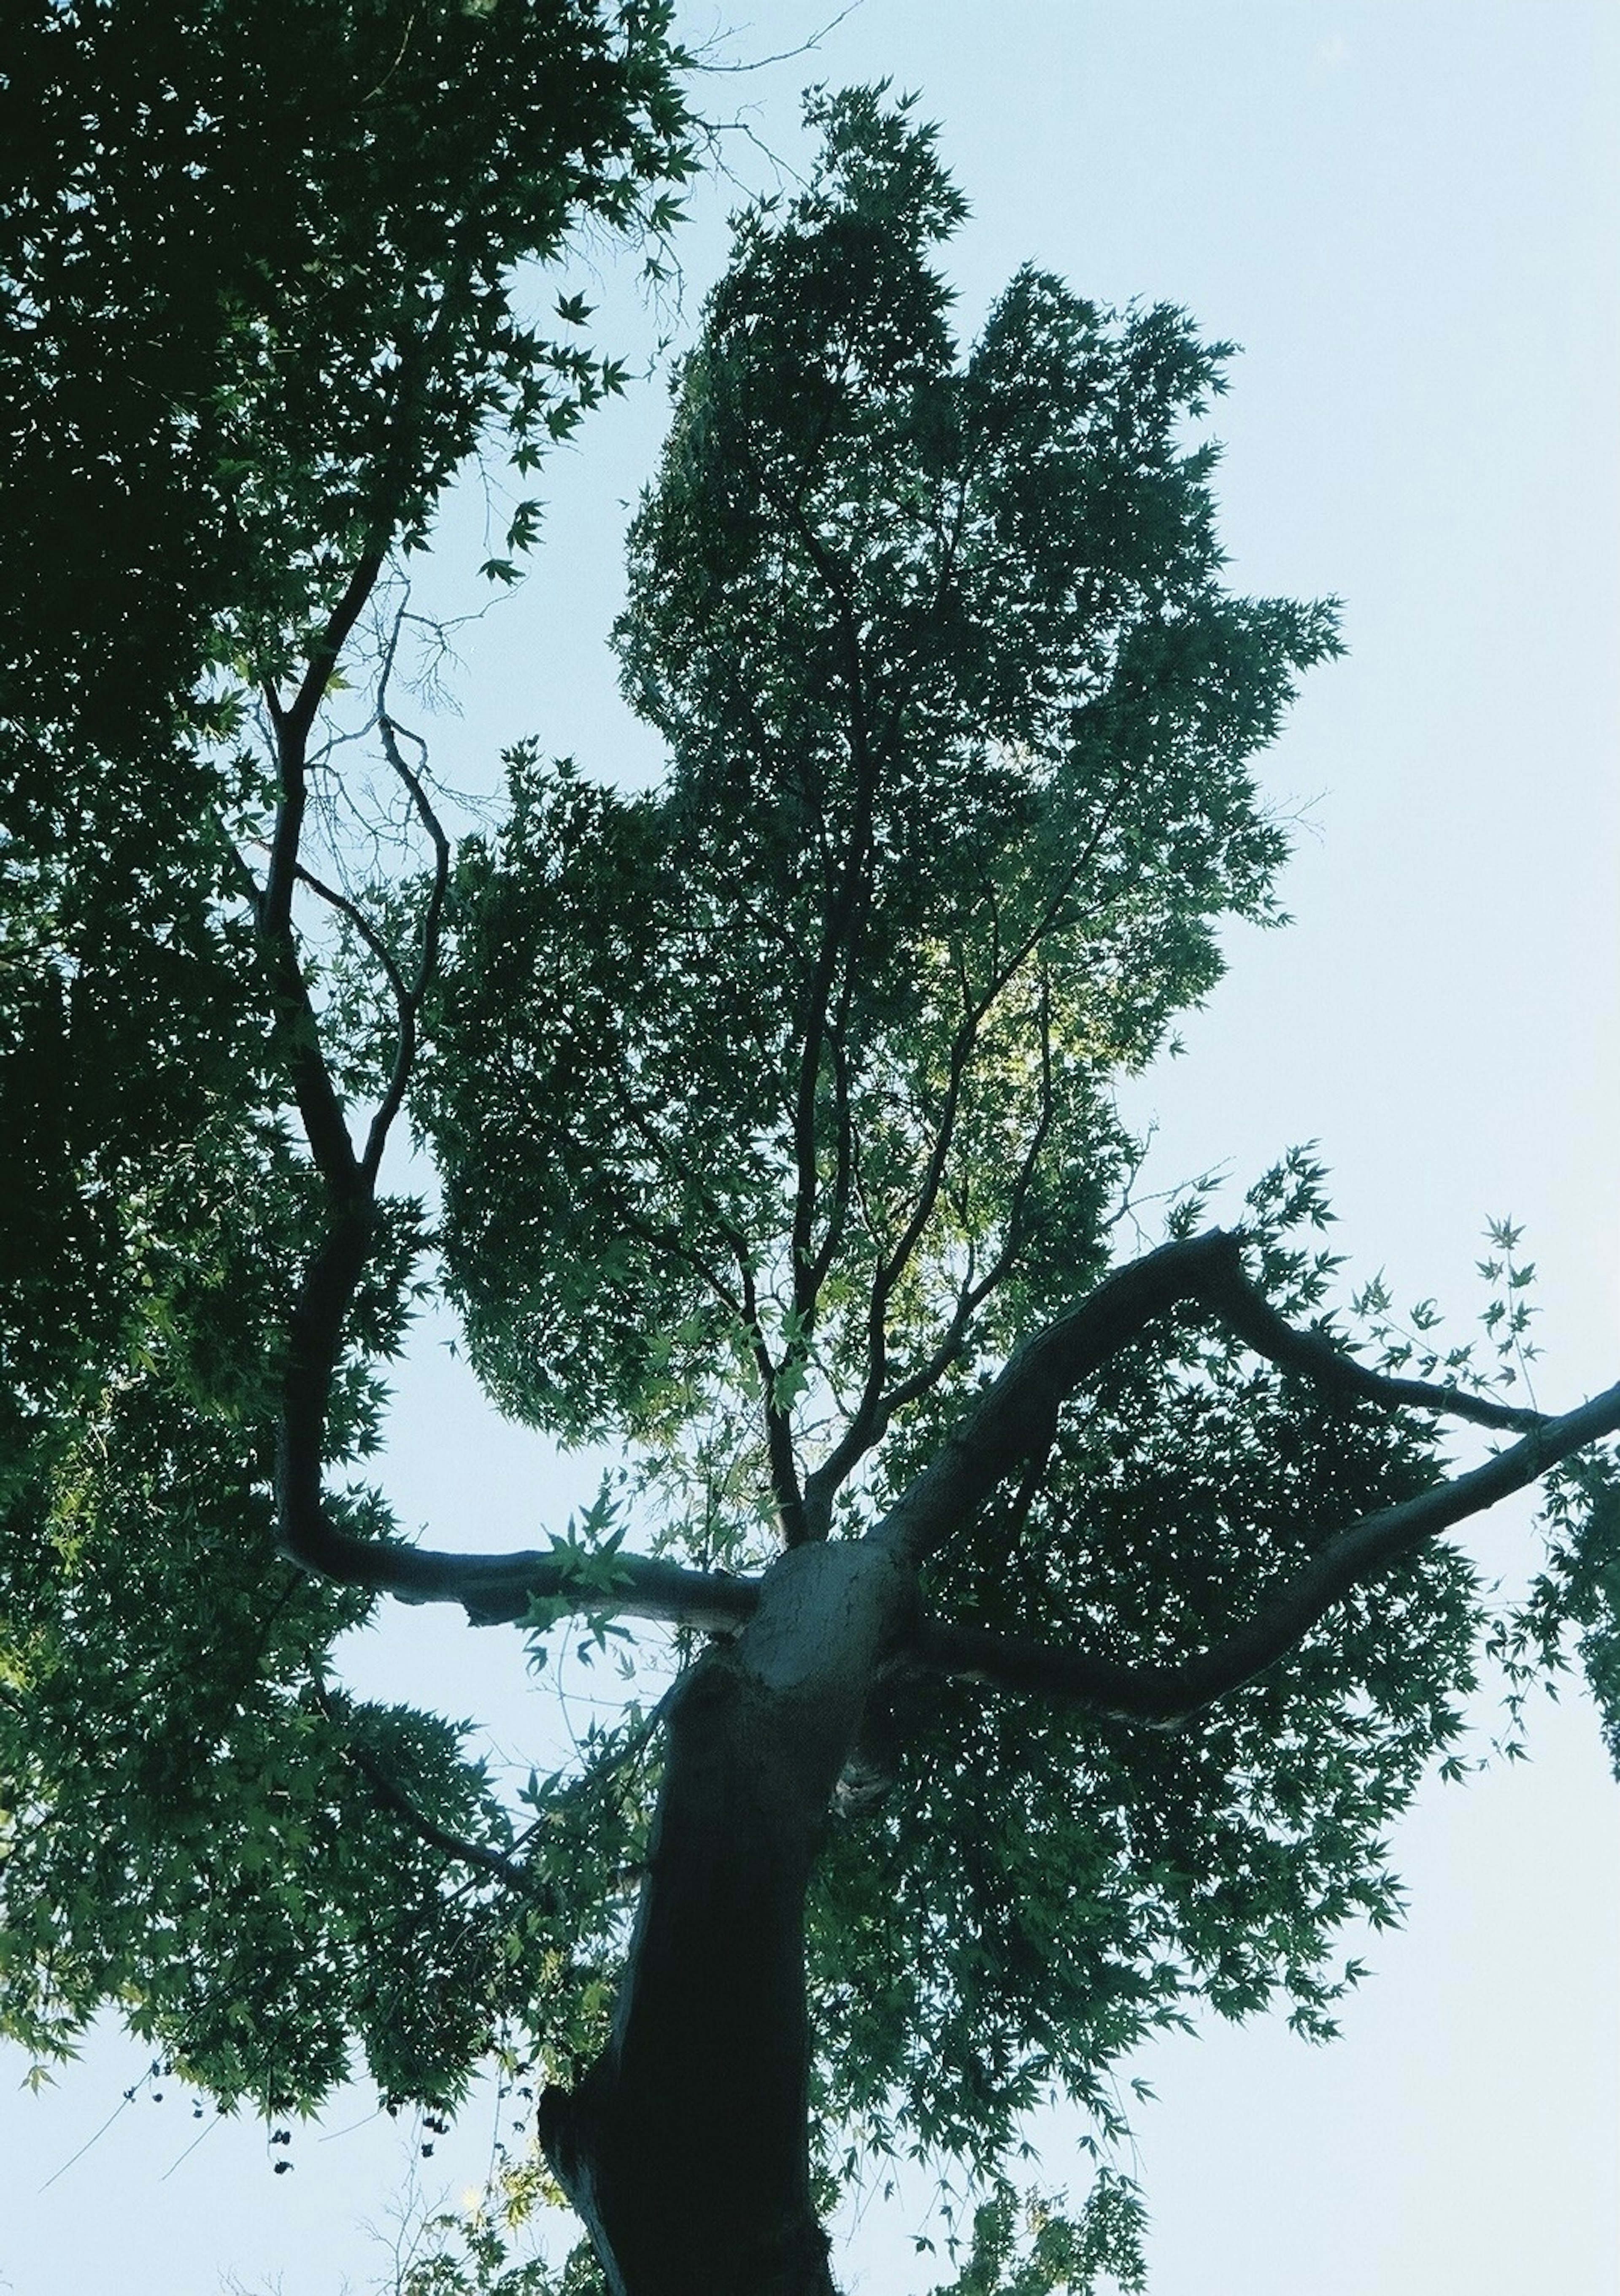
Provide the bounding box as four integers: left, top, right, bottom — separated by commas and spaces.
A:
6, 7, 1617, 2292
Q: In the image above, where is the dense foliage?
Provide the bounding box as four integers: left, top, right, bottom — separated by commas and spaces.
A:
1, 0, 690, 1423
1, 0, 691, 2114
429, 91, 1329, 1504
419, 93, 1465, 2219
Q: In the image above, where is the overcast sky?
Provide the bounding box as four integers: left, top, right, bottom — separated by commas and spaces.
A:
6, 6, 1618, 2292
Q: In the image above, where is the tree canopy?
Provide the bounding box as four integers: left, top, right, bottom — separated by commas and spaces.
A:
3, 46, 1618, 2296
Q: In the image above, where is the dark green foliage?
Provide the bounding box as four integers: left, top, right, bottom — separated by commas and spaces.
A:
1, 0, 691, 2122
428, 92, 1332, 1568
0, 0, 694, 1436
1, 0, 690, 782
1494, 1454, 1620, 1771
808, 1163, 1480, 2182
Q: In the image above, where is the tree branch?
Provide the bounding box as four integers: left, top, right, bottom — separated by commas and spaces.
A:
312, 1686, 546, 1896
275, 1218, 1573, 1748
1196, 1250, 1545, 1434
875, 1230, 1546, 1569
913, 1374, 1620, 1722
294, 861, 411, 1016
361, 710, 450, 1181
276, 1475, 762, 1631
788, 563, 876, 1345
252, 555, 394, 1201
806, 974, 1066, 1522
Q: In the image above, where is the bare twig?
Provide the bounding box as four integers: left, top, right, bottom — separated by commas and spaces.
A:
684, 3, 866, 76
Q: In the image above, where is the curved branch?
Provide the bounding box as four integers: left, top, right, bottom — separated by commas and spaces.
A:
252, 555, 393, 1199
913, 1374, 1620, 1723
294, 861, 411, 1015
1197, 1252, 1545, 1435
277, 1466, 762, 1631
875, 1230, 1546, 1569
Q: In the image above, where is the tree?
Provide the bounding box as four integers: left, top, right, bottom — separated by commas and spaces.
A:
3, 54, 1617, 2296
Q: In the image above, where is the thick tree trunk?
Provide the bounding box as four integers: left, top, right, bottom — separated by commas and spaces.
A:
539, 1540, 915, 2296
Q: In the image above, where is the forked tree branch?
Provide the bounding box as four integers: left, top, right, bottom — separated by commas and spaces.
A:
275, 1227, 1592, 1743
805, 973, 1065, 1520
875, 1229, 1544, 1570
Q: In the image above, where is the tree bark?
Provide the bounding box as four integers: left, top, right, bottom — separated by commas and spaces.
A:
539, 1539, 916, 2296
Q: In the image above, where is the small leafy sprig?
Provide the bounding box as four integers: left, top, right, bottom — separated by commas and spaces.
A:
521, 1478, 635, 1672
1475, 1215, 1542, 1398
1348, 1216, 1540, 1403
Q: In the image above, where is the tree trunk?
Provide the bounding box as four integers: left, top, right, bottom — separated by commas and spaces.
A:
539, 1539, 915, 2296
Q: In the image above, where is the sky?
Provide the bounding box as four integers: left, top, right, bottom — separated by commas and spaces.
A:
5, 5, 1619, 2292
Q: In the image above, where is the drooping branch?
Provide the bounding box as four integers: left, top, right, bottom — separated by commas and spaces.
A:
1194, 1248, 1547, 1434
349, 1736, 539, 1890
294, 861, 412, 1017
310, 1679, 545, 1896
913, 1373, 1620, 1723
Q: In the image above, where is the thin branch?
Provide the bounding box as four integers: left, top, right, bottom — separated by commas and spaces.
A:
867, 1009, 1063, 1427
808, 996, 989, 1511
833, 895, 1094, 1488
359, 710, 450, 1180
600, 1082, 749, 1318
343, 1738, 542, 1895
805, 976, 1062, 1521
307, 1673, 542, 1891
376, 711, 451, 1003
294, 861, 410, 1017
685, 3, 866, 74
802, 1001, 856, 1300
788, 564, 875, 1338
271, 547, 390, 786
735, 432, 880, 1360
